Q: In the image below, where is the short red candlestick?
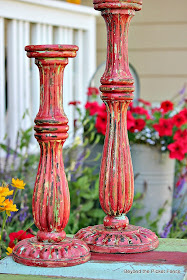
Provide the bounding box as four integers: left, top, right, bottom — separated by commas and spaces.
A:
75, 1, 159, 253
12, 45, 91, 267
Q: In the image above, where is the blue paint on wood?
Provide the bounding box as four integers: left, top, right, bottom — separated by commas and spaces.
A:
0, 256, 186, 280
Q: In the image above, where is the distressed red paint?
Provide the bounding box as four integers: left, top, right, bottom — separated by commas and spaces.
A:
75, 0, 159, 253
12, 45, 91, 267
91, 251, 187, 265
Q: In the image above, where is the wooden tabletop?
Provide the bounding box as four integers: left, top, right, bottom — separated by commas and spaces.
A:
0, 238, 186, 280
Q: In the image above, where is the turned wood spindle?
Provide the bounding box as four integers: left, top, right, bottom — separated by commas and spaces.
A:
75, 0, 159, 254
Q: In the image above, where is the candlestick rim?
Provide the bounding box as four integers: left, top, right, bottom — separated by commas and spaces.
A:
75, 224, 159, 254
25, 44, 79, 59
25, 44, 79, 52
93, 0, 142, 3
93, 0, 142, 5
12, 237, 91, 267
94, 0, 142, 11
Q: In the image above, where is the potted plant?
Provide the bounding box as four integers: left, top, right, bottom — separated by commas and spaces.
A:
69, 88, 187, 232
127, 98, 186, 232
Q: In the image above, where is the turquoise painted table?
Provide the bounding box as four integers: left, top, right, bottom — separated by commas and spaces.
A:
0, 238, 186, 280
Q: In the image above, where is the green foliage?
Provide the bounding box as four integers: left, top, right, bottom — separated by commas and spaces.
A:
144, 208, 165, 236
64, 143, 105, 234
167, 212, 187, 239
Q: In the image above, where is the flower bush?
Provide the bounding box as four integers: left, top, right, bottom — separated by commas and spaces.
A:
0, 178, 34, 259
70, 87, 187, 162
128, 100, 187, 161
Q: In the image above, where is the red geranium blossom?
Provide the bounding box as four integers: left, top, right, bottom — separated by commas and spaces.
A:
85, 101, 100, 116
138, 98, 151, 106
97, 103, 107, 118
174, 129, 187, 141
87, 87, 99, 96
129, 102, 133, 109
172, 113, 186, 127
168, 142, 186, 161
153, 118, 174, 137
160, 100, 174, 113
95, 104, 107, 135
131, 106, 150, 119
180, 108, 187, 119
9, 230, 35, 249
95, 115, 107, 135
127, 111, 135, 130
68, 101, 81, 106
129, 119, 146, 133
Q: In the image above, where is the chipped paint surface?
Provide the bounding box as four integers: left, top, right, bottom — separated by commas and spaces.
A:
12, 45, 90, 267
1, 250, 186, 280
75, 1, 159, 254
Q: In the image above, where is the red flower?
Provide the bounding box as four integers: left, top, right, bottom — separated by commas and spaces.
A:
172, 113, 186, 127
168, 142, 186, 161
131, 106, 150, 119
87, 87, 99, 96
9, 230, 35, 249
94, 104, 107, 135
138, 98, 151, 106
95, 115, 107, 135
174, 129, 187, 141
129, 119, 146, 132
85, 101, 100, 116
153, 118, 174, 137
129, 102, 133, 110
179, 108, 187, 120
151, 107, 162, 115
127, 111, 135, 130
97, 103, 107, 118
68, 101, 81, 106
160, 100, 174, 113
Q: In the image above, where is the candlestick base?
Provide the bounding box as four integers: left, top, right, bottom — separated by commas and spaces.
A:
75, 224, 159, 253
12, 237, 91, 267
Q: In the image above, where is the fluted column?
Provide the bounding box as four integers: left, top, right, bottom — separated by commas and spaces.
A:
75, 0, 159, 254
100, 102, 133, 218
99, 3, 135, 229
12, 45, 90, 267
32, 57, 70, 241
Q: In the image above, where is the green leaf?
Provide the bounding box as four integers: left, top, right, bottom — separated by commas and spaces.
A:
0, 144, 20, 156
93, 152, 101, 161
145, 212, 151, 221
158, 207, 165, 216
153, 111, 162, 120
94, 134, 101, 144
84, 149, 91, 160
134, 192, 142, 200
80, 201, 94, 212
87, 209, 104, 218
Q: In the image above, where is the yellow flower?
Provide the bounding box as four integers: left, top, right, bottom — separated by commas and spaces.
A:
0, 186, 13, 197
0, 196, 5, 207
6, 247, 13, 255
0, 199, 18, 216
12, 178, 26, 190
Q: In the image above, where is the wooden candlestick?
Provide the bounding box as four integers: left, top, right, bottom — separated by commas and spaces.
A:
75, 0, 159, 253
12, 45, 91, 267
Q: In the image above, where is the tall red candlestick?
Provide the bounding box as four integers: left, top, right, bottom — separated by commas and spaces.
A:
75, 1, 159, 253
12, 45, 91, 267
